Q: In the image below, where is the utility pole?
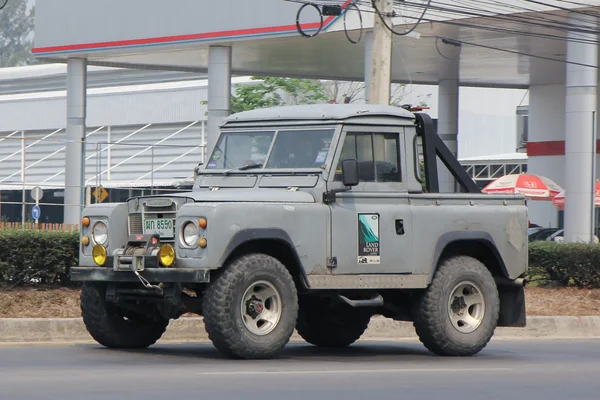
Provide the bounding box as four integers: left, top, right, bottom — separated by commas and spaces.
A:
368, 0, 393, 105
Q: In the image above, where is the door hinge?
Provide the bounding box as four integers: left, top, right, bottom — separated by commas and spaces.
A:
327, 257, 338, 269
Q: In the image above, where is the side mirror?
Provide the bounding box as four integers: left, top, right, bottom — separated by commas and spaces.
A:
193, 162, 203, 179
341, 159, 359, 187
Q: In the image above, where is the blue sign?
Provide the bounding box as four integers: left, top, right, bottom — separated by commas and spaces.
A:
32, 205, 41, 220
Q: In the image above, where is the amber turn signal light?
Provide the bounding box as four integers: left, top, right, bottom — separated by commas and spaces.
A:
81, 236, 90, 246
198, 238, 207, 248
198, 218, 207, 229
82, 217, 90, 227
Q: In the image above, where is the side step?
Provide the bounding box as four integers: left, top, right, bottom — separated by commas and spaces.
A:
338, 294, 384, 308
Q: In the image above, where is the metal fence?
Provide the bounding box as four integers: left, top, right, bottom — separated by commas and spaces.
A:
0, 122, 206, 224
0, 222, 79, 232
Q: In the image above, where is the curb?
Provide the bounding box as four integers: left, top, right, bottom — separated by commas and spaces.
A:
0, 316, 599, 344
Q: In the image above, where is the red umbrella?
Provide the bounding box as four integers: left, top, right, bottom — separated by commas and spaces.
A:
482, 173, 563, 200
552, 181, 600, 210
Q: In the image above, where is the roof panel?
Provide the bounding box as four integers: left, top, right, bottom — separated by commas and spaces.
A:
223, 104, 415, 124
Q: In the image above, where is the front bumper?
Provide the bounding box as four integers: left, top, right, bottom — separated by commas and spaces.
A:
74, 233, 210, 283
70, 267, 210, 283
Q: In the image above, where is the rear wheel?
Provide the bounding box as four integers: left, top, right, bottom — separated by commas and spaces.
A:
80, 283, 168, 349
202, 253, 298, 359
413, 255, 499, 356
296, 296, 372, 348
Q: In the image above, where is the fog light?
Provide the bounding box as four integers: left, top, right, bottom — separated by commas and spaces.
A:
82, 217, 90, 227
198, 218, 207, 229
81, 236, 90, 246
92, 245, 107, 266
198, 238, 207, 248
159, 244, 176, 267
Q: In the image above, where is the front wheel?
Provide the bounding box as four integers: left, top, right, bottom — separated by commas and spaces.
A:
202, 253, 298, 359
80, 283, 169, 349
413, 255, 499, 356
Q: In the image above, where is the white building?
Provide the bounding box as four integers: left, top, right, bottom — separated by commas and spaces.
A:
0, 63, 526, 224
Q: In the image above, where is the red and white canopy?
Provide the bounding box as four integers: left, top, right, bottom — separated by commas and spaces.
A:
482, 174, 563, 199
552, 181, 600, 209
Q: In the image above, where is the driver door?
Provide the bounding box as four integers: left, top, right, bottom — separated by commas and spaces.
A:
328, 128, 413, 274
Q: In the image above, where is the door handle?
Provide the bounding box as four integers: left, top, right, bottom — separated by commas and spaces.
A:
395, 219, 405, 235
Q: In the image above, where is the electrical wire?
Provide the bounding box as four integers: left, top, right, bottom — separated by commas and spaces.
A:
371, 0, 432, 36
395, 48, 415, 105
288, 0, 600, 44
437, 36, 599, 69
423, 0, 600, 33
284, 0, 600, 70
394, 0, 600, 37
435, 37, 461, 60
419, 16, 600, 47
296, 2, 324, 37
343, 2, 364, 43
360, 0, 600, 44
523, 0, 600, 19
416, 2, 598, 34
0, 0, 8, 10
385, 1, 600, 46
518, 89, 529, 107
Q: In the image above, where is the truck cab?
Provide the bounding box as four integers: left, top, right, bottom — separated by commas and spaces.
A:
72, 104, 528, 359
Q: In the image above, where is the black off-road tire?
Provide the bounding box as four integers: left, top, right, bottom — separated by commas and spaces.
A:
80, 283, 169, 349
296, 296, 372, 348
202, 253, 298, 359
413, 255, 500, 357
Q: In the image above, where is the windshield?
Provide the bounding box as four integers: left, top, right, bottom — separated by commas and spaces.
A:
206, 128, 336, 170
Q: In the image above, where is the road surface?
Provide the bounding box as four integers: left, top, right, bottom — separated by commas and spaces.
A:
0, 339, 599, 399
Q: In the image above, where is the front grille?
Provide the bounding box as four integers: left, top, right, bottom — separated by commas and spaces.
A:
129, 213, 143, 234
128, 198, 182, 243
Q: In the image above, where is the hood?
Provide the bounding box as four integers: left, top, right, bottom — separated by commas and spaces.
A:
142, 188, 316, 203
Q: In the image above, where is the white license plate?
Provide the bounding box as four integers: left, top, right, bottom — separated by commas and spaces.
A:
143, 218, 174, 238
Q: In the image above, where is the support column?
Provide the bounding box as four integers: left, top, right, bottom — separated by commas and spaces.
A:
437, 44, 460, 193
564, 13, 598, 242
364, 31, 373, 103
206, 46, 232, 159
64, 58, 87, 226
368, 0, 393, 105
526, 84, 565, 228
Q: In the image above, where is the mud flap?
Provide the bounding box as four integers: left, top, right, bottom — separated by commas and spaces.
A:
497, 283, 526, 327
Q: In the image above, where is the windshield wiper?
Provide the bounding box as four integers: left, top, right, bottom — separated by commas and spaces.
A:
223, 163, 264, 175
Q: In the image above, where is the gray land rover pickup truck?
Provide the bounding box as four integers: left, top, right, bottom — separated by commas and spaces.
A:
71, 104, 528, 359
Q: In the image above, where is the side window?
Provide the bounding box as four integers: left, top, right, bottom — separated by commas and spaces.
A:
374, 133, 401, 182
335, 133, 401, 183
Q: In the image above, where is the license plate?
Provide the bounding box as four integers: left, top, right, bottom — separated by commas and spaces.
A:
143, 218, 174, 239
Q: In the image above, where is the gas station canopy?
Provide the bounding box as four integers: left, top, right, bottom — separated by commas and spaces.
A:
33, 0, 600, 88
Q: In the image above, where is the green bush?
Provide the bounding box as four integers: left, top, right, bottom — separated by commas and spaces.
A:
0, 230, 79, 287
528, 241, 600, 288
0, 229, 599, 289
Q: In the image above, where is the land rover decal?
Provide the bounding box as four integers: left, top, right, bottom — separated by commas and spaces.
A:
358, 213, 380, 264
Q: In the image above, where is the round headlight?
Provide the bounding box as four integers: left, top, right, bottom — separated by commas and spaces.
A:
92, 221, 108, 245
182, 222, 198, 247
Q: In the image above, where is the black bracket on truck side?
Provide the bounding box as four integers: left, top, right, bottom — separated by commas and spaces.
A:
414, 113, 481, 194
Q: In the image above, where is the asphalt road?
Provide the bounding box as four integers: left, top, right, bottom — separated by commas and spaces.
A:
0, 339, 599, 400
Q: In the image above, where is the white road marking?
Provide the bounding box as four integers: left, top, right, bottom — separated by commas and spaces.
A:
196, 367, 511, 376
